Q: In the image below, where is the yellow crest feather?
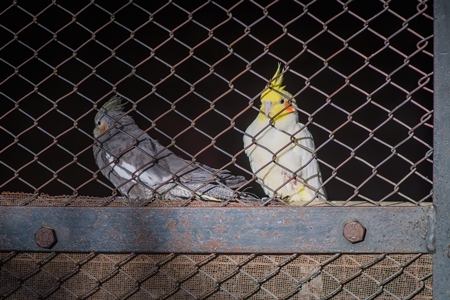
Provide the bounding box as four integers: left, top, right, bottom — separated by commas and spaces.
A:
271, 63, 285, 89
261, 63, 287, 100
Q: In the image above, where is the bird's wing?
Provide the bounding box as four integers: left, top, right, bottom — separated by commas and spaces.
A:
95, 128, 173, 187
185, 162, 246, 188
243, 119, 263, 174
291, 123, 326, 198
96, 119, 248, 199
127, 135, 245, 188
94, 143, 147, 197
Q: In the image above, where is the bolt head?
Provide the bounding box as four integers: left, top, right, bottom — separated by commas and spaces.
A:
343, 221, 366, 244
35, 226, 57, 249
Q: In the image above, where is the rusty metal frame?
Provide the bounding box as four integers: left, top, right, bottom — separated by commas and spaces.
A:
432, 0, 450, 298
0, 206, 433, 253
0, 0, 442, 298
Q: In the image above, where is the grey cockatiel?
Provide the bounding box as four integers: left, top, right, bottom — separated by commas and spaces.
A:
93, 95, 252, 201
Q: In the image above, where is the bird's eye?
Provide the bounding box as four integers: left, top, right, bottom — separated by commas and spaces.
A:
280, 99, 285, 105
97, 120, 101, 126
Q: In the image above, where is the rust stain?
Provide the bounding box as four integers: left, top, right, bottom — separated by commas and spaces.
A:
198, 238, 226, 252
108, 229, 119, 237
215, 224, 229, 234
168, 220, 177, 234
134, 228, 149, 243
164, 229, 195, 251
282, 218, 293, 227
158, 208, 175, 216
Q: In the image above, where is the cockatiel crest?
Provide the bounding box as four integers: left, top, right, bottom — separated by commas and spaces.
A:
243, 63, 327, 203
93, 95, 127, 138
261, 63, 288, 99
258, 63, 296, 123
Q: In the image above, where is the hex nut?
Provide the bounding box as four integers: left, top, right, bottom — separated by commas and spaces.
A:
343, 221, 366, 244
35, 226, 57, 249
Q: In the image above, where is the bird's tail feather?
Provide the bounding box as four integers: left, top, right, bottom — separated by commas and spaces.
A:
161, 184, 260, 202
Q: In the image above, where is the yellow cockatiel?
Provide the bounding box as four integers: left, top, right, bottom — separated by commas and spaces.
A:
243, 64, 326, 203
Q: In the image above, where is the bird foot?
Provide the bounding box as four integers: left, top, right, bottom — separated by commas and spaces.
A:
281, 170, 297, 188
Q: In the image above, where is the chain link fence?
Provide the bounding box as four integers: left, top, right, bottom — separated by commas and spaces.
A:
0, 0, 433, 299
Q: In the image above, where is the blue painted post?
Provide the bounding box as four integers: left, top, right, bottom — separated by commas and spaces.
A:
433, 0, 450, 298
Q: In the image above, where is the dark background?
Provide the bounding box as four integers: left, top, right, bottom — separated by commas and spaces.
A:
0, 0, 433, 203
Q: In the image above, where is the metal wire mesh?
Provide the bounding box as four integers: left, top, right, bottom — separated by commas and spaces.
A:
0, 193, 434, 300
0, 0, 433, 204
0, 0, 433, 299
0, 251, 432, 299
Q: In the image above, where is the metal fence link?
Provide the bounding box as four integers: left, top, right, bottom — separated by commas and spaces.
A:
0, 0, 433, 299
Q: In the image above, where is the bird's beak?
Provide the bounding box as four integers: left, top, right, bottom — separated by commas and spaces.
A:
263, 101, 273, 118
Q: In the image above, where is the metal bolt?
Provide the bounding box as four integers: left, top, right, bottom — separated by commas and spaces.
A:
343, 221, 366, 244
35, 226, 57, 249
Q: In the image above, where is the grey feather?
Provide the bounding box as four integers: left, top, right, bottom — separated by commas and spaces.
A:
93, 96, 256, 202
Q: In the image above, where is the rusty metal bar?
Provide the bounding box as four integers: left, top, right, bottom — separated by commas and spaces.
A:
433, 0, 450, 298
0, 206, 433, 253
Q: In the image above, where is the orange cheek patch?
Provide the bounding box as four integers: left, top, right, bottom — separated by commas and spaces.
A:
99, 123, 107, 133
285, 103, 295, 113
